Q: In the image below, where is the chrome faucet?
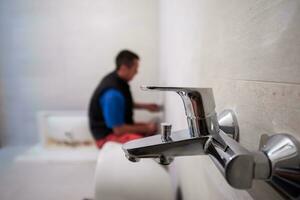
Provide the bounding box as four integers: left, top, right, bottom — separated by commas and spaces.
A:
140, 86, 228, 149
122, 86, 300, 192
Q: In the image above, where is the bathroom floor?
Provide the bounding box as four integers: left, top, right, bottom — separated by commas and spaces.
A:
0, 146, 95, 200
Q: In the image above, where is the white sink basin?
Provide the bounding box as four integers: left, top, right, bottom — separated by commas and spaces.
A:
94, 142, 174, 200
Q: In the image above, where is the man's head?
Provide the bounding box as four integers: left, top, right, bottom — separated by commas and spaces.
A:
115, 50, 139, 82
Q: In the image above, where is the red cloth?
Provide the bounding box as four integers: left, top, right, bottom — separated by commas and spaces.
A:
96, 133, 143, 148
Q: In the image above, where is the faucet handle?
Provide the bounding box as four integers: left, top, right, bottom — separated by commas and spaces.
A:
141, 85, 217, 138
141, 85, 216, 119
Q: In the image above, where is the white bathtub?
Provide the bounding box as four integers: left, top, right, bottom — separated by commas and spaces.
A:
16, 111, 98, 162
37, 110, 95, 148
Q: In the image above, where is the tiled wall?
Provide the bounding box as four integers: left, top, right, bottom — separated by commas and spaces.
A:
160, 0, 300, 199
0, 0, 160, 145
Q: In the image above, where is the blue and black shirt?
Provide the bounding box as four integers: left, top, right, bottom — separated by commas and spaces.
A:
88, 71, 134, 140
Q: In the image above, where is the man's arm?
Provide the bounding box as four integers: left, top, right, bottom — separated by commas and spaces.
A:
113, 123, 157, 136
134, 102, 161, 112
100, 90, 157, 136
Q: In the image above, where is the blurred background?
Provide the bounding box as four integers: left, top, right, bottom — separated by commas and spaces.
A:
0, 0, 300, 200
0, 0, 160, 146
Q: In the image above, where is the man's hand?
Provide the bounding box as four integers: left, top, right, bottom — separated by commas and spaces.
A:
145, 122, 158, 136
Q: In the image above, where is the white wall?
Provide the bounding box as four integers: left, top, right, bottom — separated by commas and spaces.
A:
159, 0, 300, 199
1, 0, 300, 197
0, 0, 160, 145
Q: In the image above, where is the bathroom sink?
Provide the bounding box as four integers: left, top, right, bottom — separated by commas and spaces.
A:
94, 142, 174, 200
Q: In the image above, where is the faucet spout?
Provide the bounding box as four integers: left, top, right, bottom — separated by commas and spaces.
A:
122, 129, 211, 165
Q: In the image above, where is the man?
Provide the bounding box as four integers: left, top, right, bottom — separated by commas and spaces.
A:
88, 50, 160, 148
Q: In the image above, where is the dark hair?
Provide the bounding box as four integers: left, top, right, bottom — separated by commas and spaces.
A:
115, 50, 139, 70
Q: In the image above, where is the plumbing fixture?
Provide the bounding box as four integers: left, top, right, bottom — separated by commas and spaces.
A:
122, 86, 300, 195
